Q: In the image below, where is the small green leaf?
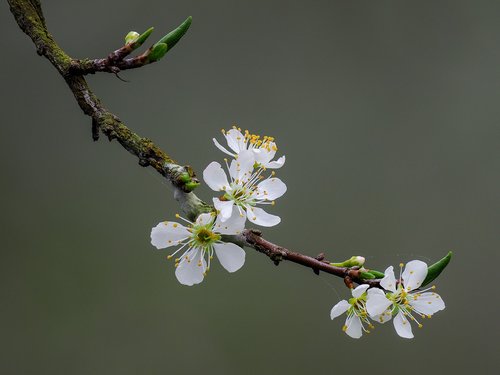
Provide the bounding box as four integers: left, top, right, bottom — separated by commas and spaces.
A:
157, 16, 192, 52
148, 43, 168, 62
367, 269, 386, 278
360, 272, 375, 279
130, 27, 155, 49
179, 172, 191, 183
184, 181, 200, 192
421, 251, 453, 287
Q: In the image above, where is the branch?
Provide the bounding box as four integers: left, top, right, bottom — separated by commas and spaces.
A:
8, 0, 396, 288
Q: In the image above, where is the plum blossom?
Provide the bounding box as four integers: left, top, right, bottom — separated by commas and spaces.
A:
366, 260, 445, 338
203, 150, 287, 227
330, 284, 375, 339
150, 211, 246, 286
213, 127, 286, 169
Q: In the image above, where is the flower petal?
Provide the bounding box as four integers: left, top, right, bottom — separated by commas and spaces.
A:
213, 138, 235, 157
266, 155, 286, 169
150, 221, 191, 249
213, 198, 235, 221
253, 146, 276, 165
345, 315, 363, 339
225, 128, 246, 154
214, 208, 246, 235
255, 178, 287, 200
330, 300, 350, 319
380, 266, 397, 293
175, 248, 205, 286
408, 292, 445, 315
203, 161, 230, 192
230, 150, 255, 183
402, 260, 428, 291
352, 284, 370, 298
247, 206, 281, 227
366, 288, 392, 317
213, 242, 246, 273
393, 311, 414, 339
372, 309, 393, 324
195, 213, 214, 226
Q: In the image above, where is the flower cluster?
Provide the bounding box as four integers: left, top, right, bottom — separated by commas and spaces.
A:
330, 260, 445, 339
151, 126, 287, 285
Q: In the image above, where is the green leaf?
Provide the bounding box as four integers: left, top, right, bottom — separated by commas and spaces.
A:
131, 27, 155, 49
156, 16, 192, 52
359, 272, 375, 279
367, 269, 386, 278
184, 181, 200, 192
148, 43, 168, 62
421, 251, 453, 287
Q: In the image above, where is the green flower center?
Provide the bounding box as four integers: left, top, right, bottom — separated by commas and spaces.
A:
194, 227, 220, 246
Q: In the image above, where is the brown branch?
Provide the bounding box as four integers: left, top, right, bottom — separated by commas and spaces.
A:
9, 0, 380, 288
69, 44, 157, 75
240, 230, 381, 287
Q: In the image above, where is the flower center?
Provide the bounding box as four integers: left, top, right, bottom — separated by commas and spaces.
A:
193, 227, 220, 246
243, 129, 277, 152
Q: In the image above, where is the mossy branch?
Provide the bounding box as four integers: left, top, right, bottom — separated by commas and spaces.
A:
8, 0, 451, 288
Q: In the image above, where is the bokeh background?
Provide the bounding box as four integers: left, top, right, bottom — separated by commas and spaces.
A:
1, 0, 499, 374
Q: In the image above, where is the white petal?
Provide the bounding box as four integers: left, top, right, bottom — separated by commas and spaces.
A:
214, 208, 246, 235
255, 178, 287, 200
366, 288, 393, 317
225, 128, 246, 154
402, 260, 428, 291
230, 150, 255, 182
175, 248, 205, 286
352, 284, 370, 298
265, 155, 286, 169
213, 242, 246, 273
213, 138, 235, 157
408, 292, 445, 315
213, 198, 234, 221
330, 300, 350, 319
345, 315, 363, 339
203, 162, 230, 192
247, 206, 281, 227
253, 146, 275, 165
195, 213, 214, 226
380, 266, 397, 293
150, 221, 191, 249
393, 311, 414, 339
372, 309, 393, 324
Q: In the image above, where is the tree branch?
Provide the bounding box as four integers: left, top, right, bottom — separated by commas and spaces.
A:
9, 0, 380, 287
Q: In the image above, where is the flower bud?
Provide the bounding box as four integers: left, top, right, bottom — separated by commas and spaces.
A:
331, 256, 366, 268
125, 31, 140, 44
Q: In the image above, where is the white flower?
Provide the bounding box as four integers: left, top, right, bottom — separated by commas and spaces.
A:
150, 211, 246, 286
203, 150, 287, 227
366, 260, 446, 339
213, 127, 286, 169
330, 284, 374, 339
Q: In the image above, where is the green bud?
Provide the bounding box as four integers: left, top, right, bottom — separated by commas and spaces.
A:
184, 181, 200, 192
148, 43, 168, 62
359, 271, 376, 279
366, 269, 386, 278
156, 16, 192, 52
331, 256, 366, 268
421, 251, 453, 287
179, 172, 191, 183
125, 31, 140, 44
132, 27, 154, 48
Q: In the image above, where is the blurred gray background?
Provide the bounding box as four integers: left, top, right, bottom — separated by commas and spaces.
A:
1, 0, 499, 374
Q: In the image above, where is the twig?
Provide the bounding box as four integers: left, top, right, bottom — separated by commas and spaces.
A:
8, 0, 379, 288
